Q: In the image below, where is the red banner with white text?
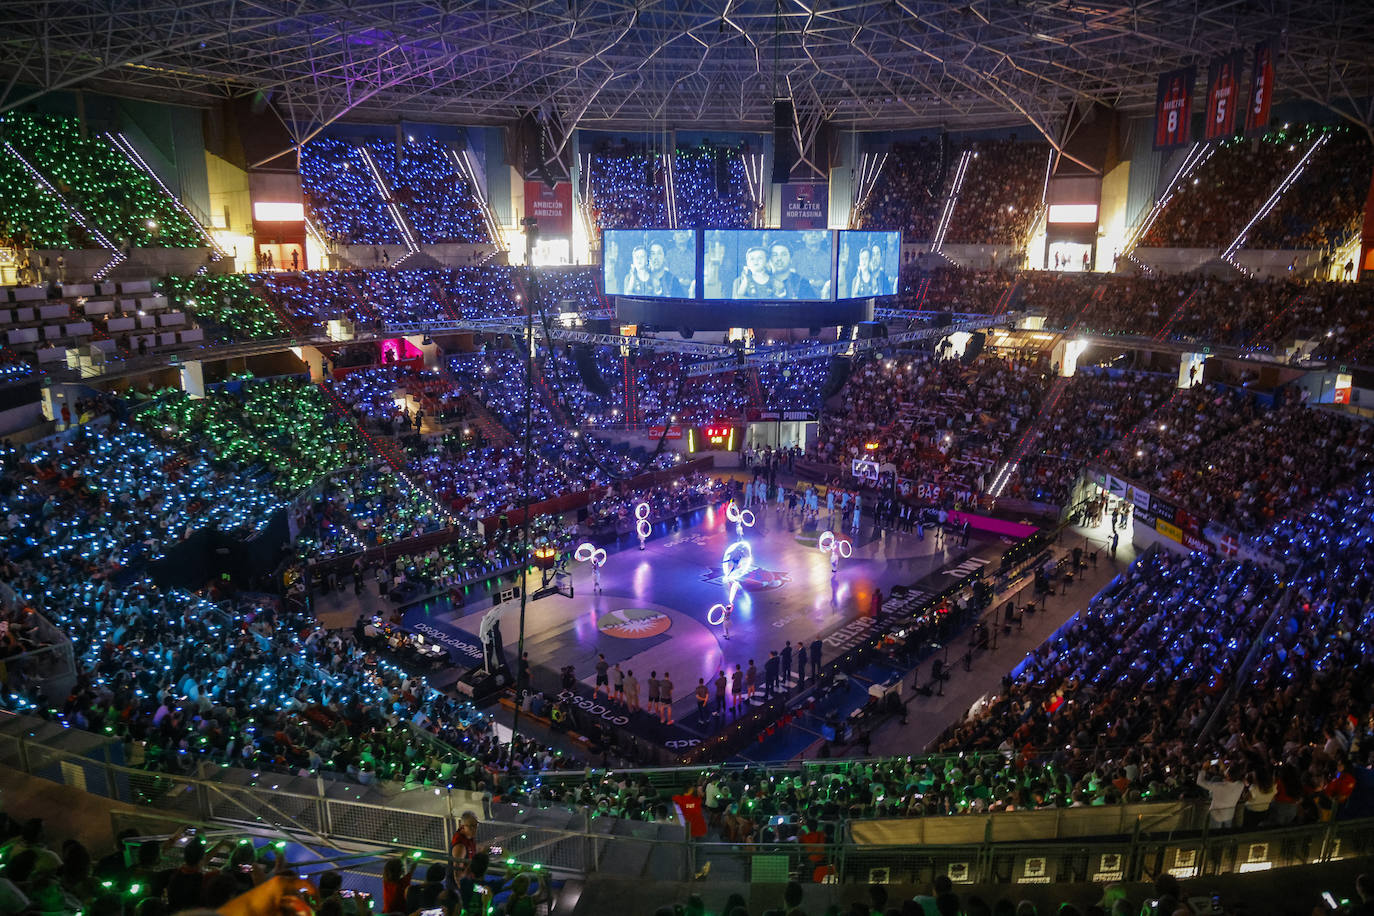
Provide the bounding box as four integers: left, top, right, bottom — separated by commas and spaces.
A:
524, 181, 573, 237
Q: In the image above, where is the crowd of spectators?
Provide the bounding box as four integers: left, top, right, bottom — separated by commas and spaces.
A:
5, 554, 573, 782
900, 267, 1020, 315
817, 352, 1045, 499
539, 344, 624, 426
944, 140, 1049, 247
937, 549, 1277, 810
854, 138, 948, 241
164, 274, 291, 340
756, 358, 829, 413
299, 138, 404, 247
450, 350, 678, 494
291, 462, 448, 558
330, 365, 469, 433
1003, 369, 1174, 505
672, 143, 756, 229
1133, 400, 1374, 535
136, 378, 369, 496
255, 267, 522, 328
0, 405, 579, 790
984, 268, 1374, 358
0, 113, 204, 248
0, 146, 88, 250
1247, 125, 1374, 251
364, 137, 491, 245
528, 266, 605, 315
587, 150, 670, 231
1140, 127, 1315, 249
1, 423, 284, 570
1097, 382, 1263, 483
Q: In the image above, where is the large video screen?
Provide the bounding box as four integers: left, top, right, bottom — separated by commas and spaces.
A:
703, 229, 833, 301
836, 230, 900, 298
602, 229, 697, 298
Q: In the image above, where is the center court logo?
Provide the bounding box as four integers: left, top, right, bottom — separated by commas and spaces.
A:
597, 607, 672, 639
701, 567, 792, 590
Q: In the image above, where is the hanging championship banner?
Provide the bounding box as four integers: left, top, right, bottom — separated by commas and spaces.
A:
1204, 51, 1244, 141
1154, 66, 1196, 150
1243, 40, 1276, 136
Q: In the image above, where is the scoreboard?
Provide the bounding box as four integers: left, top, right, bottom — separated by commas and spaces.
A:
690, 424, 736, 452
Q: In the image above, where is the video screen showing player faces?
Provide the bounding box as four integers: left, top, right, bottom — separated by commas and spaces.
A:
702, 229, 833, 301
602, 229, 697, 298
836, 230, 900, 298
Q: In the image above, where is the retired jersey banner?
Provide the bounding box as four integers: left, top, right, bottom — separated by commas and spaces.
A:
524, 180, 573, 237
1243, 40, 1276, 136
1154, 66, 1196, 150
1204, 51, 1244, 140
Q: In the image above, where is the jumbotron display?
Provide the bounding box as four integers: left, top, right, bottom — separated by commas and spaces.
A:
837, 230, 900, 298
602, 229, 697, 297
703, 229, 833, 300
609, 228, 894, 329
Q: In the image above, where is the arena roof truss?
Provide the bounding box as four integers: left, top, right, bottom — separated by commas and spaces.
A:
2, 1, 1374, 146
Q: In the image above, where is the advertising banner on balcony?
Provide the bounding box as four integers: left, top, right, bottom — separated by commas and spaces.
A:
524, 180, 573, 237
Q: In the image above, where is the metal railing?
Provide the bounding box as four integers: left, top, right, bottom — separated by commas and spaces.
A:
0, 599, 76, 698
1, 712, 1370, 886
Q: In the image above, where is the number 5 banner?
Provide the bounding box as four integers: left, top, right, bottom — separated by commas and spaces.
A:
1204, 51, 1244, 141
1154, 65, 1196, 150
1244, 39, 1276, 136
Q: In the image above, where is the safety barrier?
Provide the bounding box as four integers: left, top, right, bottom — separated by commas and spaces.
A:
0, 711, 1367, 886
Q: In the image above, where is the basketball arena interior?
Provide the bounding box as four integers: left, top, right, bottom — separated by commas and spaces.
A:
1, 2, 1374, 914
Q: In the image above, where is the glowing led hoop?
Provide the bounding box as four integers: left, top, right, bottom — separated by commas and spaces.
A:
725, 500, 756, 527
636, 519, 652, 540
574, 543, 608, 567
818, 531, 853, 559
634, 501, 650, 521
722, 539, 754, 585
707, 603, 728, 626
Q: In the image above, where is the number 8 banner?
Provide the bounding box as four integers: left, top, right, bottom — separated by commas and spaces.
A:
1154, 65, 1196, 150
1204, 51, 1244, 141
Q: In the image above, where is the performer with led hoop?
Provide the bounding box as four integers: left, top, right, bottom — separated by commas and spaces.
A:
635, 501, 652, 550
574, 541, 609, 593
725, 499, 756, 539
817, 529, 853, 575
